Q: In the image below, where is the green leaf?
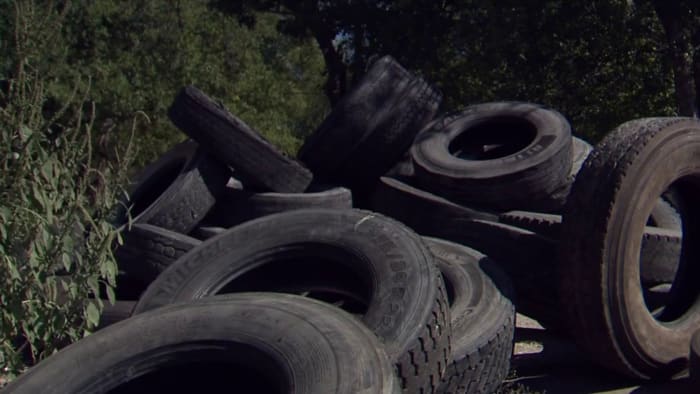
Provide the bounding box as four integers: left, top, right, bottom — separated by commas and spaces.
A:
85, 302, 99, 327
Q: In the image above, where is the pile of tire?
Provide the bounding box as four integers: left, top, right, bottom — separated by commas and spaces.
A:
5, 56, 700, 393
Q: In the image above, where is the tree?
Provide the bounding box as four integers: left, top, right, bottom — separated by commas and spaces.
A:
644, 0, 700, 117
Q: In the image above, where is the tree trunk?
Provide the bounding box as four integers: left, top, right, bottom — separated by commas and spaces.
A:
651, 1, 697, 117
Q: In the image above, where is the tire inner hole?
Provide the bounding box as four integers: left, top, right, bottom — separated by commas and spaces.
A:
215, 244, 373, 315
108, 344, 287, 394
449, 116, 537, 160
640, 179, 699, 324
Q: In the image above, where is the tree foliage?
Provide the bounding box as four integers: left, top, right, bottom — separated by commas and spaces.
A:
214, 0, 677, 141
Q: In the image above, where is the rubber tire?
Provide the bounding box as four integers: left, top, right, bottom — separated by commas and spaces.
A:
191, 226, 226, 240
649, 197, 682, 230
498, 211, 683, 285
112, 140, 228, 234
97, 301, 136, 330
559, 117, 700, 379
424, 237, 515, 394
3, 294, 399, 394
299, 56, 414, 174
168, 85, 312, 193
535, 136, 593, 212
369, 176, 499, 234
411, 102, 572, 211
691, 329, 700, 386
115, 224, 201, 282
134, 209, 450, 393
208, 182, 353, 227
331, 76, 442, 191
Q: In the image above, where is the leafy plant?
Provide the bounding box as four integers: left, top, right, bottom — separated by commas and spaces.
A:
0, 0, 133, 380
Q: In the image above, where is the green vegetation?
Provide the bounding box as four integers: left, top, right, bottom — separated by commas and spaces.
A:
0, 0, 131, 378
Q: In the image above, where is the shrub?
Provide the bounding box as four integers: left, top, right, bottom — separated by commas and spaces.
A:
0, 0, 133, 380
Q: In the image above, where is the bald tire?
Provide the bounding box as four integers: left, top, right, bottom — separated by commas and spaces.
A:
3, 294, 399, 394
134, 209, 450, 393
424, 237, 515, 394
559, 118, 700, 379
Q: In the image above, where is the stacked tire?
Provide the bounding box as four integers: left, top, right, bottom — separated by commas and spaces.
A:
6, 55, 700, 393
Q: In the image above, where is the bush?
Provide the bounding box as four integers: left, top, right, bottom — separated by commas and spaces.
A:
0, 0, 132, 380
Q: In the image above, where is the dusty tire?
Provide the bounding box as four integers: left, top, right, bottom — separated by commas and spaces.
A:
411, 102, 572, 211
134, 209, 450, 393
299, 55, 441, 190
369, 176, 499, 234
115, 224, 201, 282
208, 182, 353, 227
559, 117, 700, 379
4, 294, 398, 394
112, 140, 228, 234
168, 86, 312, 193
424, 237, 515, 394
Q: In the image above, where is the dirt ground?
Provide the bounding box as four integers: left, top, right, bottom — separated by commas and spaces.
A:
508, 314, 695, 394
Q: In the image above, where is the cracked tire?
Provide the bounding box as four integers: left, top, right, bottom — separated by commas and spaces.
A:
168, 86, 312, 193
112, 140, 228, 234
134, 208, 450, 393
115, 223, 201, 282
3, 294, 399, 394
424, 237, 515, 394
411, 102, 572, 211
559, 117, 700, 379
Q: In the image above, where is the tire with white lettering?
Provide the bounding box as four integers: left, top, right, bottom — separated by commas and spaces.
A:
3, 294, 399, 394
559, 117, 700, 379
134, 209, 450, 393
169, 86, 312, 193
112, 140, 228, 234
411, 102, 572, 211
424, 237, 515, 394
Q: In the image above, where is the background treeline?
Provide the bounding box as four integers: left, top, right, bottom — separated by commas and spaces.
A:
1, 0, 698, 380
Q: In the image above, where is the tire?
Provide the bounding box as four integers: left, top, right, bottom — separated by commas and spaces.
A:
4, 294, 399, 394
208, 182, 353, 227
535, 136, 593, 212
423, 237, 515, 394
691, 329, 700, 386
191, 226, 226, 240
649, 197, 682, 230
299, 56, 441, 191
499, 210, 683, 286
115, 224, 201, 282
112, 140, 228, 234
559, 117, 700, 379
168, 85, 312, 193
369, 176, 499, 234
97, 301, 136, 330
134, 209, 450, 393
411, 102, 572, 211
423, 218, 561, 329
